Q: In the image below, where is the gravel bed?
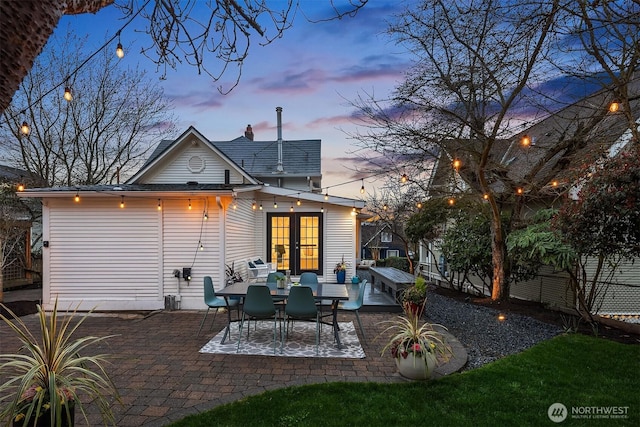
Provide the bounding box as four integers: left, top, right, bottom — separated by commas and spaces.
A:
424, 291, 563, 370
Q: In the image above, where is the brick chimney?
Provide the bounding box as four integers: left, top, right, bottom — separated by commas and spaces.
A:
244, 124, 254, 141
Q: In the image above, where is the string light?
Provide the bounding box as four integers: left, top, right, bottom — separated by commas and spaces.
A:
74, 192, 80, 202
63, 86, 72, 102
551, 180, 558, 187
273, 197, 278, 209
204, 212, 208, 220
199, 242, 204, 251
116, 31, 124, 59
483, 193, 489, 200
609, 101, 619, 113
448, 197, 455, 206
383, 203, 388, 211
20, 121, 30, 135
290, 203, 294, 212
296, 194, 301, 206
324, 190, 329, 200
188, 199, 192, 210
120, 196, 125, 208
320, 204, 324, 213
252, 200, 257, 210
360, 179, 365, 194
416, 201, 422, 209
400, 173, 408, 183
157, 199, 162, 210
516, 187, 524, 195
259, 203, 263, 210
452, 159, 461, 171
520, 135, 531, 147
17, 183, 25, 192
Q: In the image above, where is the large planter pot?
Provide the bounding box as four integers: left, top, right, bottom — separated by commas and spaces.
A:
395, 352, 437, 380
336, 270, 346, 284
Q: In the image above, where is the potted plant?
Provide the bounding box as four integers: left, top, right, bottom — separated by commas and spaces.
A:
334, 256, 347, 284
378, 302, 452, 380
0, 298, 121, 427
401, 275, 428, 317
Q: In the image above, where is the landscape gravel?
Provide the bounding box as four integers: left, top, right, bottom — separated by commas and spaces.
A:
424, 291, 563, 370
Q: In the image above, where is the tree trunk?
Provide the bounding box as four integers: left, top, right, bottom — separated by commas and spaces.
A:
490, 214, 508, 301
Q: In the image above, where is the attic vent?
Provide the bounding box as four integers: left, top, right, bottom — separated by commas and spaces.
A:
188, 155, 205, 173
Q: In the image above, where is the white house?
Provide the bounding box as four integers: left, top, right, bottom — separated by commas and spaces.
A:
17, 119, 365, 311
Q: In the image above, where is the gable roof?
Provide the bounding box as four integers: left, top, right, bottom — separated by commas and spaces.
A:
140, 127, 321, 181
127, 126, 258, 185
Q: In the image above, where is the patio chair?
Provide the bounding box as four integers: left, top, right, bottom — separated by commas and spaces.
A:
246, 258, 275, 282
197, 276, 239, 337
237, 285, 280, 354
337, 280, 368, 342
282, 285, 320, 355
299, 272, 319, 285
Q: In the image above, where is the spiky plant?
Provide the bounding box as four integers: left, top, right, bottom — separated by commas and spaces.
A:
0, 298, 121, 426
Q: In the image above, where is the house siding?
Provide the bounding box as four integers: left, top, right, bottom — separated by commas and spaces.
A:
43, 197, 163, 311
324, 206, 357, 280
144, 142, 245, 184
225, 197, 262, 282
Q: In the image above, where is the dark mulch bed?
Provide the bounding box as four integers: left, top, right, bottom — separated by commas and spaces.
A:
432, 286, 640, 345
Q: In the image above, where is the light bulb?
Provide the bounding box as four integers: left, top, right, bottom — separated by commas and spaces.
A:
452, 159, 461, 170
204, 213, 208, 220
20, 121, 30, 135
120, 196, 125, 208
75, 193, 80, 202
324, 191, 329, 200
609, 101, 619, 113
157, 199, 162, 210
360, 179, 365, 194
296, 198, 301, 206
400, 173, 408, 183
290, 204, 294, 212
116, 43, 124, 59
17, 183, 25, 192
520, 135, 531, 147
252, 201, 257, 210
321, 204, 324, 213
259, 203, 263, 210
188, 199, 192, 210
448, 198, 455, 206
199, 243, 204, 251
64, 87, 72, 101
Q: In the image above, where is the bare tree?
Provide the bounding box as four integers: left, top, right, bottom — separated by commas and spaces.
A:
0, 0, 368, 112
351, 0, 639, 302
1, 30, 176, 186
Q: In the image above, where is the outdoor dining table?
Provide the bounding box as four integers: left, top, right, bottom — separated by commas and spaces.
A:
216, 281, 350, 349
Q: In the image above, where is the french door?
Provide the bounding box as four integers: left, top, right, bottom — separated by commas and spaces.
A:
267, 213, 323, 275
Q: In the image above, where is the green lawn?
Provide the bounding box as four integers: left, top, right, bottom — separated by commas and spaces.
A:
170, 334, 639, 426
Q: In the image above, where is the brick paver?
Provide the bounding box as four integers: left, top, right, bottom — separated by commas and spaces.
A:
1, 308, 466, 426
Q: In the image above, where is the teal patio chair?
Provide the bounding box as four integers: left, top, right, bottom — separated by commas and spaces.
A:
282, 285, 320, 355
197, 276, 239, 337
299, 272, 319, 285
337, 279, 368, 342
237, 285, 280, 354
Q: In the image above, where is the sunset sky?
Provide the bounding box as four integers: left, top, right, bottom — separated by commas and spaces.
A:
57, 1, 414, 199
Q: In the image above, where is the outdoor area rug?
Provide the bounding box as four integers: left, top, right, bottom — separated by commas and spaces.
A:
200, 321, 365, 358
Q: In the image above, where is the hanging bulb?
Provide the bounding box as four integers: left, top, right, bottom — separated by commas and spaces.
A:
74, 192, 80, 202
17, 183, 25, 192
120, 196, 125, 208
452, 158, 461, 170
520, 135, 531, 147
252, 201, 257, 210
296, 196, 301, 206
64, 86, 72, 102
320, 204, 324, 213
20, 121, 30, 135
290, 204, 294, 212
400, 173, 408, 183
609, 101, 619, 113
199, 242, 204, 251
273, 197, 278, 209
324, 191, 329, 200
204, 212, 208, 220
188, 199, 192, 210
232, 199, 237, 209
360, 179, 365, 194
259, 203, 263, 210
116, 31, 124, 58
157, 199, 162, 210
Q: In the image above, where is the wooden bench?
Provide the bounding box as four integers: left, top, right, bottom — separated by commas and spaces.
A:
369, 267, 415, 302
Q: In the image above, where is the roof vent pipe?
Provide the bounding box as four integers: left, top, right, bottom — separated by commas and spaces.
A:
276, 106, 284, 173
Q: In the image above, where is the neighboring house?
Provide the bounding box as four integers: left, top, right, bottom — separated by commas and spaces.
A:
17, 123, 365, 311
360, 222, 408, 260
418, 79, 640, 315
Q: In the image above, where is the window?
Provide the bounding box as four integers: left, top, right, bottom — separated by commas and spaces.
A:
380, 232, 392, 243
387, 249, 399, 258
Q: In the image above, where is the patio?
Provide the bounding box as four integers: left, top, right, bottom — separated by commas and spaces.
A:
0, 282, 467, 427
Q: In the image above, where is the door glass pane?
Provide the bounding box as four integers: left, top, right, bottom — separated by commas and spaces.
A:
271, 216, 289, 270
299, 215, 319, 270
